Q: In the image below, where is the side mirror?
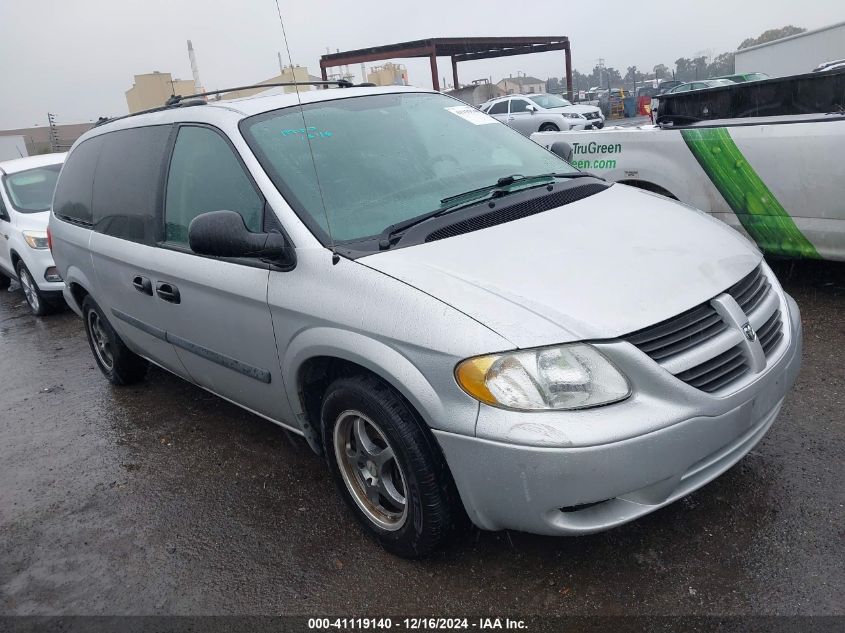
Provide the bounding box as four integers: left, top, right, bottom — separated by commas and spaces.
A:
549, 141, 573, 162
526, 104, 537, 114
188, 210, 294, 267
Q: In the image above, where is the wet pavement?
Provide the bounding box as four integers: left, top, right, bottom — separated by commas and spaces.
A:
0, 260, 842, 616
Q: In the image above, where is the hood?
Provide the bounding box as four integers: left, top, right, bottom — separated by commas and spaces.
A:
360, 184, 760, 349
14, 210, 49, 231
551, 104, 600, 115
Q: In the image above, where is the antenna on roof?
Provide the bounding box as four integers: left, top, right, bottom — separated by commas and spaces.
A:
273, 0, 339, 265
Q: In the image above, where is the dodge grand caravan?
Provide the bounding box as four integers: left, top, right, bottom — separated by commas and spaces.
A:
49, 85, 802, 557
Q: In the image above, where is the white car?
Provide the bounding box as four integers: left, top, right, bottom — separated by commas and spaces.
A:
481, 93, 604, 135
0, 154, 67, 315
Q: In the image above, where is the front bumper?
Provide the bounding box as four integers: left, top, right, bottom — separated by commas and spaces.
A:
435, 293, 802, 535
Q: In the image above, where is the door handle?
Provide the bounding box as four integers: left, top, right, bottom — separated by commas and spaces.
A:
132, 275, 152, 295
155, 281, 180, 304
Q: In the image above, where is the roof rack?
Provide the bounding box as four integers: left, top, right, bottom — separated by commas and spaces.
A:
95, 79, 367, 128
165, 79, 359, 105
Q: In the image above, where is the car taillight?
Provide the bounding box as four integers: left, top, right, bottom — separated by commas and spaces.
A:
46, 226, 53, 252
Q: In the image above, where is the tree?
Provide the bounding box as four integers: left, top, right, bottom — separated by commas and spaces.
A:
626, 65, 639, 90
738, 25, 805, 49
605, 67, 622, 86
546, 77, 561, 93
692, 56, 708, 79
653, 64, 669, 79
675, 57, 693, 81
707, 52, 735, 77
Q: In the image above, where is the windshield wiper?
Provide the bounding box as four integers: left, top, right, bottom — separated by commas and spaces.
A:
377, 172, 598, 250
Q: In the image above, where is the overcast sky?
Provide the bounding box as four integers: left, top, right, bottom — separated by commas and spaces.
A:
0, 0, 840, 128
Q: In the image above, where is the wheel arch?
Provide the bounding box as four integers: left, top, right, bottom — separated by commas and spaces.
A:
62, 266, 96, 315
284, 328, 446, 455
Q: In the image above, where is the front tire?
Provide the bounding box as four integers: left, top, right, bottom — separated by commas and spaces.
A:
321, 374, 464, 558
82, 296, 149, 385
16, 261, 53, 316
539, 123, 560, 132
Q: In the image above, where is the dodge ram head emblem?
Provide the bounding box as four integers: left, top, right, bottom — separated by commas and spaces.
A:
742, 322, 757, 342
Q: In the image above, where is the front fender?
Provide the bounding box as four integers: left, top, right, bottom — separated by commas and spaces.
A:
284, 327, 443, 420
283, 327, 479, 450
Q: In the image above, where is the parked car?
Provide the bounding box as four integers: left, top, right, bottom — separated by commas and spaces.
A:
481, 93, 604, 134
664, 79, 736, 94
712, 72, 770, 83
50, 86, 801, 558
0, 153, 66, 315
813, 59, 845, 73
654, 80, 684, 95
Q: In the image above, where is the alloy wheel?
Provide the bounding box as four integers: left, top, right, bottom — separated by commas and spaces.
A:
87, 310, 114, 371
333, 410, 408, 531
19, 267, 40, 313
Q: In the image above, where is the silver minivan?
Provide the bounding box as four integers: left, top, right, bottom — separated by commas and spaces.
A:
50, 86, 802, 558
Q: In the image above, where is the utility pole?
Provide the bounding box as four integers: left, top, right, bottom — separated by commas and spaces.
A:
597, 58, 605, 90
47, 113, 59, 152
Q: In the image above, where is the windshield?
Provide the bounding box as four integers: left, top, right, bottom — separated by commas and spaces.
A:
3, 164, 62, 213
241, 92, 573, 243
529, 94, 572, 109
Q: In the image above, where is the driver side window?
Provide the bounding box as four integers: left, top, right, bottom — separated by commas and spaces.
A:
164, 126, 264, 246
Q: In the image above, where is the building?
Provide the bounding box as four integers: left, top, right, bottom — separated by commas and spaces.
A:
444, 79, 504, 106
734, 21, 845, 78
217, 65, 321, 100
126, 71, 197, 113
0, 123, 93, 155
366, 63, 408, 86
496, 75, 545, 95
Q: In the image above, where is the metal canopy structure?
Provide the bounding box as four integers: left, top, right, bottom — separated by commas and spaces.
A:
320, 36, 573, 99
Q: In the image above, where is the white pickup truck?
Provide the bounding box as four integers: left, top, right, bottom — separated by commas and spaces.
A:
531, 113, 845, 261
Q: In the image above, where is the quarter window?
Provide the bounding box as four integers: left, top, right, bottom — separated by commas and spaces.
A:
53, 135, 105, 225
164, 126, 263, 245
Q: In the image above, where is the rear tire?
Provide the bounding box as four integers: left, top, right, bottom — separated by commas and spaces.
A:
82, 296, 149, 385
16, 261, 54, 316
539, 123, 560, 132
321, 374, 465, 558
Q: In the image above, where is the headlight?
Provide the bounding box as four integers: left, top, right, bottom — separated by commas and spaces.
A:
561, 113, 585, 119
22, 231, 49, 250
455, 344, 631, 411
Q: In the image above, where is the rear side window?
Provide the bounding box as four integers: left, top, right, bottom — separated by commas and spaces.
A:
164, 126, 263, 245
53, 135, 105, 225
92, 125, 171, 245
487, 101, 508, 115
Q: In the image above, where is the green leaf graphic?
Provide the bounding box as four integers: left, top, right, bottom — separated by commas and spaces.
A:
681, 127, 820, 259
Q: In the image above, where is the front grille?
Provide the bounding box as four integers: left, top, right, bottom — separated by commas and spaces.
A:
624, 302, 725, 361
675, 345, 750, 393
624, 265, 784, 394
758, 309, 783, 356
727, 265, 770, 314
584, 112, 599, 120
424, 183, 607, 243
